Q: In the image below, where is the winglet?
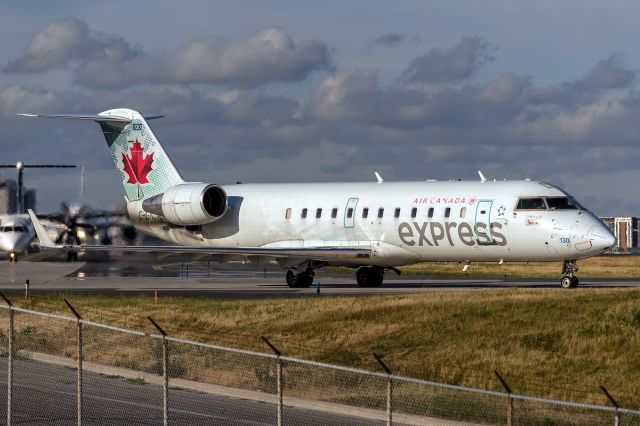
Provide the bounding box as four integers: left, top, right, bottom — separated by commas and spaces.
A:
27, 209, 57, 248
477, 170, 487, 182
374, 171, 383, 184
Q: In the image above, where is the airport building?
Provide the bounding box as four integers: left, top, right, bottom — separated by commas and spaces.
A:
0, 179, 17, 214
600, 217, 639, 252
0, 179, 37, 214
23, 188, 36, 212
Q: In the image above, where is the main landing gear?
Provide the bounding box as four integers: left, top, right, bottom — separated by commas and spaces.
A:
356, 266, 384, 288
66, 250, 79, 262
561, 260, 579, 289
286, 269, 314, 288
286, 262, 326, 288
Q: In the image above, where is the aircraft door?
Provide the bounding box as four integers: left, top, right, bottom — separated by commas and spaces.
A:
344, 197, 359, 228
474, 200, 494, 244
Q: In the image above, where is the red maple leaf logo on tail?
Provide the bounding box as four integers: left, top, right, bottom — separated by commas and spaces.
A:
122, 140, 153, 184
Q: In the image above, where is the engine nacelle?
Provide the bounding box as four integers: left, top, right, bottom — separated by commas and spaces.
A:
141, 183, 227, 226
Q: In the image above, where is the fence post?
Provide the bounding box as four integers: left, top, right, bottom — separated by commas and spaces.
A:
0, 292, 14, 426
600, 385, 620, 426
374, 353, 393, 426
148, 317, 169, 426
262, 336, 283, 426
64, 299, 83, 426
494, 370, 513, 426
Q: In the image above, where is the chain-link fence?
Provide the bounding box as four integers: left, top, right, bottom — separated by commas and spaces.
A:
0, 301, 637, 425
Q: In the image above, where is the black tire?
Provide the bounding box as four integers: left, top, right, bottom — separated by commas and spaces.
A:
356, 267, 371, 287
368, 267, 384, 288
561, 276, 578, 289
297, 272, 314, 288
286, 270, 297, 288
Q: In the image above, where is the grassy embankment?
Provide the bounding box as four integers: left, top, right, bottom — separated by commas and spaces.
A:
4, 284, 640, 412
395, 255, 640, 279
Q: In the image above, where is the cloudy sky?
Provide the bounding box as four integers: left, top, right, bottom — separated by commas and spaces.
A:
1, 1, 639, 215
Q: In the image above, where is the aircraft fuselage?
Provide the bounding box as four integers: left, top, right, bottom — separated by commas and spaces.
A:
128, 180, 614, 267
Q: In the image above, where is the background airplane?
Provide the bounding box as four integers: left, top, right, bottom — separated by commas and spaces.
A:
0, 163, 136, 261
23, 109, 616, 288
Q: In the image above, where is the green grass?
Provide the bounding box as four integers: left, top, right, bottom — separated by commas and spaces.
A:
3, 288, 640, 413
332, 255, 640, 278
394, 255, 640, 278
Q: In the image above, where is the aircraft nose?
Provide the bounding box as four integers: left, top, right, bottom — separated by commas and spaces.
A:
0, 237, 11, 252
588, 224, 616, 252
0, 235, 18, 253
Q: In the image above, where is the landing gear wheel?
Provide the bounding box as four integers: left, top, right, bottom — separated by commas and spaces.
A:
297, 272, 314, 288
560, 261, 579, 289
561, 276, 578, 289
356, 267, 370, 287
286, 270, 297, 288
356, 267, 384, 288
286, 270, 314, 288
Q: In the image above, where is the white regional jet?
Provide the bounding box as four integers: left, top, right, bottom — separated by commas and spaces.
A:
22, 109, 615, 289
0, 214, 34, 262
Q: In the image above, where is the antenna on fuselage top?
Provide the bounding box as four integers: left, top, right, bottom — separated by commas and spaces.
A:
477, 170, 487, 182
374, 172, 383, 184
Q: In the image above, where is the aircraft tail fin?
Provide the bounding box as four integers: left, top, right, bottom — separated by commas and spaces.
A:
18, 109, 184, 202
27, 209, 56, 248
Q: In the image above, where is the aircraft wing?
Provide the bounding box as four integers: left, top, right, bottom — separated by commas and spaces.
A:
27, 210, 371, 261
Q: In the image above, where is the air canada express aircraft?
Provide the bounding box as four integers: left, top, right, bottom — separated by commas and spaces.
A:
21, 109, 615, 289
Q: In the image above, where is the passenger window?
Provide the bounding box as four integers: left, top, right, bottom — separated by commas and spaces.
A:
444, 207, 451, 218
347, 208, 353, 219
428, 207, 434, 218
285, 208, 292, 219
516, 198, 546, 210
460, 207, 466, 218
378, 208, 384, 218
301, 208, 308, 219
394, 208, 401, 218
411, 207, 417, 218
316, 208, 322, 219
331, 208, 338, 219
362, 208, 369, 218
546, 197, 579, 210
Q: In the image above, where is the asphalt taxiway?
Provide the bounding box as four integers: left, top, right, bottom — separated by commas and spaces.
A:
0, 358, 383, 426
0, 253, 639, 298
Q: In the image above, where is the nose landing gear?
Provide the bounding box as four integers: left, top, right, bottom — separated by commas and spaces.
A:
9, 252, 17, 263
561, 261, 579, 288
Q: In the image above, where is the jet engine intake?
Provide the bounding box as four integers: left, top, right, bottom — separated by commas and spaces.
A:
142, 183, 227, 226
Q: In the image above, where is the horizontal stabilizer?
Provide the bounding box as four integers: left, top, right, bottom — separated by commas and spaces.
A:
17, 113, 164, 123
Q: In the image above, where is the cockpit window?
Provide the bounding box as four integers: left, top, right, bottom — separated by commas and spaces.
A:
1, 226, 25, 233
546, 197, 580, 210
516, 198, 546, 210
